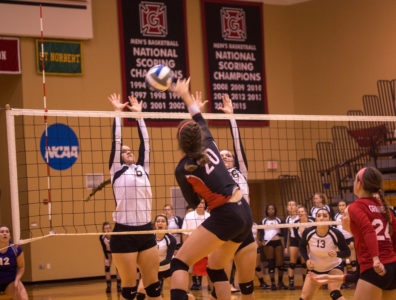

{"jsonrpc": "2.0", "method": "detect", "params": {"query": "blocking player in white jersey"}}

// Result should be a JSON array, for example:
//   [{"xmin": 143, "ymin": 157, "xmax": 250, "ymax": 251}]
[
  {"xmin": 108, "ymin": 93, "xmax": 162, "ymax": 300},
  {"xmin": 299, "ymin": 208, "xmax": 350, "ymax": 300}
]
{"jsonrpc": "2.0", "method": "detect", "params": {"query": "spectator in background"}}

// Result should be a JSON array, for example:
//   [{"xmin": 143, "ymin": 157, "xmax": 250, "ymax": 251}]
[
  {"xmin": 99, "ymin": 222, "xmax": 121, "ymax": 293},
  {"xmin": 163, "ymin": 204, "xmax": 183, "ymax": 250}
]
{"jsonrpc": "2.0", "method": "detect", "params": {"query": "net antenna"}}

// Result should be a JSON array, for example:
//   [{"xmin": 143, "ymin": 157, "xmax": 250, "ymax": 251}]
[{"xmin": 40, "ymin": 5, "xmax": 53, "ymax": 235}]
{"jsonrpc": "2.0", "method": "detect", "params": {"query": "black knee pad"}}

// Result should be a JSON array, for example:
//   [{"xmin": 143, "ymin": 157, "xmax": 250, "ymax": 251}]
[
  {"xmin": 277, "ymin": 265, "xmax": 286, "ymax": 272},
  {"xmin": 206, "ymin": 267, "xmax": 228, "ymax": 283},
  {"xmin": 105, "ymin": 266, "xmax": 110, "ymax": 273},
  {"xmin": 330, "ymin": 289, "xmax": 343, "ymax": 300},
  {"xmin": 255, "ymin": 266, "xmax": 262, "ymax": 272},
  {"xmin": 145, "ymin": 281, "xmax": 161, "ymax": 298},
  {"xmin": 239, "ymin": 280, "xmax": 254, "ymax": 295},
  {"xmin": 170, "ymin": 289, "xmax": 188, "ymax": 300},
  {"xmin": 122, "ymin": 286, "xmax": 137, "ymax": 300},
  {"xmin": 211, "ymin": 288, "xmax": 217, "ymax": 299},
  {"xmin": 301, "ymin": 263, "xmax": 307, "ymax": 269},
  {"xmin": 289, "ymin": 263, "xmax": 296, "ymax": 269},
  {"xmin": 170, "ymin": 258, "xmax": 189, "ymax": 275}
]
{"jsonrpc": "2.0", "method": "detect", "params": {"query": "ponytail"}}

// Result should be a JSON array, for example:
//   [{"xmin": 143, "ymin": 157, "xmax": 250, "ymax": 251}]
[{"xmin": 377, "ymin": 188, "xmax": 393, "ymax": 236}]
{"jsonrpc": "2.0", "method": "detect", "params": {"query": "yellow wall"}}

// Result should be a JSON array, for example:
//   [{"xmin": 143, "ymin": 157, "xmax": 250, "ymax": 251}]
[{"xmin": 1, "ymin": 0, "xmax": 396, "ymax": 282}]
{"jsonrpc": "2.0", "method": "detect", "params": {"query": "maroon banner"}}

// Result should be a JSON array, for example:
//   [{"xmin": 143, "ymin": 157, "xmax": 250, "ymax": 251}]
[
  {"xmin": 0, "ymin": 37, "xmax": 21, "ymax": 74},
  {"xmin": 201, "ymin": 0, "xmax": 268, "ymax": 126}
]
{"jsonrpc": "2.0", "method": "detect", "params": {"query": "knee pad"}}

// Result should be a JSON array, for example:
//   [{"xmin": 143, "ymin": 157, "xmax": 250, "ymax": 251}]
[
  {"xmin": 136, "ymin": 293, "xmax": 146, "ymax": 300},
  {"xmin": 206, "ymin": 267, "xmax": 228, "ymax": 283},
  {"xmin": 122, "ymin": 286, "xmax": 137, "ymax": 300},
  {"xmin": 301, "ymin": 263, "xmax": 307, "ymax": 269},
  {"xmin": 289, "ymin": 263, "xmax": 296, "ymax": 270},
  {"xmin": 145, "ymin": 281, "xmax": 161, "ymax": 298},
  {"xmin": 277, "ymin": 265, "xmax": 286, "ymax": 272},
  {"xmin": 105, "ymin": 266, "xmax": 110, "ymax": 273},
  {"xmin": 170, "ymin": 289, "xmax": 188, "ymax": 300},
  {"xmin": 330, "ymin": 289, "xmax": 343, "ymax": 300},
  {"xmin": 255, "ymin": 266, "xmax": 262, "ymax": 272},
  {"xmin": 350, "ymin": 260, "xmax": 357, "ymax": 267},
  {"xmin": 170, "ymin": 258, "xmax": 189, "ymax": 274},
  {"xmin": 211, "ymin": 288, "xmax": 217, "ymax": 299},
  {"xmin": 239, "ymin": 280, "xmax": 254, "ymax": 295}
]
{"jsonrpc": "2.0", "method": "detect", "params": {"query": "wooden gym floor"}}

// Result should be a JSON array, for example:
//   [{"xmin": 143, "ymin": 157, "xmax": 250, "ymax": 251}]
[{"xmin": 0, "ymin": 277, "xmax": 356, "ymax": 299}]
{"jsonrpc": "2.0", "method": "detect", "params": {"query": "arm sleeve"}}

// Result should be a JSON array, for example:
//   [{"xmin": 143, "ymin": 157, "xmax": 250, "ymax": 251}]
[
  {"xmin": 349, "ymin": 203, "xmax": 379, "ymax": 258},
  {"xmin": 299, "ymin": 229, "xmax": 310, "ymax": 261},
  {"xmin": 229, "ymin": 119, "xmax": 248, "ymax": 178},
  {"xmin": 175, "ymin": 169, "xmax": 201, "ymax": 209},
  {"xmin": 160, "ymin": 235, "xmax": 177, "ymax": 266},
  {"xmin": 136, "ymin": 118, "xmax": 150, "ymax": 175},
  {"xmin": 334, "ymin": 229, "xmax": 351, "ymax": 258},
  {"xmin": 109, "ymin": 118, "xmax": 122, "ymax": 174}
]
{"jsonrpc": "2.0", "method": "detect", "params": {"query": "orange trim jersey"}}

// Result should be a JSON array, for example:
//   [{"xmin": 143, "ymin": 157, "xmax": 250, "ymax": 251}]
[{"xmin": 175, "ymin": 112, "xmax": 239, "ymax": 210}]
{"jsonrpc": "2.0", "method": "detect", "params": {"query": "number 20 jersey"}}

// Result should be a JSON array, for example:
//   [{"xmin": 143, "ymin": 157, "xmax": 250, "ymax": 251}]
[{"xmin": 349, "ymin": 197, "xmax": 396, "ymax": 273}]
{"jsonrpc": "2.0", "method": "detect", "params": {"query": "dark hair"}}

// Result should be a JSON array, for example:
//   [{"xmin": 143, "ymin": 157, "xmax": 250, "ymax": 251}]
[
  {"xmin": 314, "ymin": 192, "xmax": 328, "ymax": 205},
  {"xmin": 316, "ymin": 208, "xmax": 330, "ymax": 220},
  {"xmin": 265, "ymin": 204, "xmax": 277, "ymax": 217},
  {"xmin": 177, "ymin": 120, "xmax": 208, "ymax": 171},
  {"xmin": 359, "ymin": 167, "xmax": 393, "ymax": 235},
  {"xmin": 102, "ymin": 222, "xmax": 110, "ymax": 231},
  {"xmin": 154, "ymin": 214, "xmax": 168, "ymax": 225}
]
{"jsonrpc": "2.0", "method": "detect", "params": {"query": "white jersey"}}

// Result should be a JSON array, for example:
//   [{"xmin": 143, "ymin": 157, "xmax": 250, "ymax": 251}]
[
  {"xmin": 110, "ymin": 118, "xmax": 152, "ymax": 226},
  {"xmin": 310, "ymin": 205, "xmax": 331, "ymax": 219},
  {"xmin": 157, "ymin": 233, "xmax": 176, "ymax": 272},
  {"xmin": 334, "ymin": 212, "xmax": 353, "ymax": 239},
  {"xmin": 182, "ymin": 210, "xmax": 210, "ymax": 235},
  {"xmin": 285, "ymin": 215, "xmax": 299, "ymax": 239},
  {"xmin": 300, "ymin": 227, "xmax": 350, "ymax": 273},
  {"xmin": 261, "ymin": 217, "xmax": 282, "ymax": 244},
  {"xmin": 228, "ymin": 119, "xmax": 249, "ymax": 203},
  {"xmin": 167, "ymin": 216, "xmax": 183, "ymax": 245}
]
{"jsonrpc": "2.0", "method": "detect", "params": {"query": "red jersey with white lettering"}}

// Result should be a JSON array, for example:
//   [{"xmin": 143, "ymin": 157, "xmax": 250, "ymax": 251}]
[{"xmin": 348, "ymin": 197, "xmax": 396, "ymax": 274}]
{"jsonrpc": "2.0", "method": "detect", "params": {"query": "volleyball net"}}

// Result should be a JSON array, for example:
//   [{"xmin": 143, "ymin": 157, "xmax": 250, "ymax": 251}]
[{"xmin": 6, "ymin": 108, "xmax": 396, "ymax": 244}]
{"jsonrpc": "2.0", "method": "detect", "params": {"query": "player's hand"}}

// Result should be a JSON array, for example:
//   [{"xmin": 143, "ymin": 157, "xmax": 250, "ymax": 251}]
[
  {"xmin": 218, "ymin": 94, "xmax": 234, "ymax": 114},
  {"xmin": 169, "ymin": 78, "xmax": 190, "ymax": 97},
  {"xmin": 328, "ymin": 250, "xmax": 337, "ymax": 257},
  {"xmin": 306, "ymin": 259, "xmax": 314, "ymax": 270},
  {"xmin": 341, "ymin": 207, "xmax": 352, "ymax": 233},
  {"xmin": 127, "ymin": 95, "xmax": 142, "ymax": 113},
  {"xmin": 191, "ymin": 91, "xmax": 208, "ymax": 112},
  {"xmin": 373, "ymin": 256, "xmax": 386, "ymax": 276},
  {"xmin": 14, "ymin": 278, "xmax": 19, "ymax": 288},
  {"xmin": 108, "ymin": 93, "xmax": 128, "ymax": 112}
]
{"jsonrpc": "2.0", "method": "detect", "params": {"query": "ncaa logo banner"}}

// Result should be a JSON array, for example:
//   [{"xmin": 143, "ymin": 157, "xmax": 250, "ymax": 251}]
[
  {"xmin": 118, "ymin": 0, "xmax": 189, "ymax": 126},
  {"xmin": 201, "ymin": 0, "xmax": 268, "ymax": 126},
  {"xmin": 40, "ymin": 123, "xmax": 79, "ymax": 171}
]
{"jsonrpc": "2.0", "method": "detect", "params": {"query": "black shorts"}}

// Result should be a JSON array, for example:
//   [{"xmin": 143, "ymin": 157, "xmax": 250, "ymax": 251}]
[
  {"xmin": 265, "ymin": 239, "xmax": 282, "ymax": 248},
  {"xmin": 110, "ymin": 222, "xmax": 157, "ymax": 253},
  {"xmin": 202, "ymin": 198, "xmax": 252, "ymax": 243},
  {"xmin": 158, "ymin": 269, "xmax": 171, "ymax": 280},
  {"xmin": 345, "ymin": 237, "xmax": 354, "ymax": 245},
  {"xmin": 289, "ymin": 237, "xmax": 299, "ymax": 247},
  {"xmin": 360, "ymin": 262, "xmax": 396, "ymax": 290},
  {"xmin": 0, "ymin": 281, "xmax": 12, "ymax": 292},
  {"xmin": 311, "ymin": 263, "xmax": 344, "ymax": 275},
  {"xmin": 236, "ymin": 230, "xmax": 255, "ymax": 253}
]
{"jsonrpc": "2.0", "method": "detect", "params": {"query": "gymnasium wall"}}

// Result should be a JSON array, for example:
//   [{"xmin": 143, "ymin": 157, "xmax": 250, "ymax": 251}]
[{"xmin": 0, "ymin": 0, "xmax": 395, "ymax": 281}]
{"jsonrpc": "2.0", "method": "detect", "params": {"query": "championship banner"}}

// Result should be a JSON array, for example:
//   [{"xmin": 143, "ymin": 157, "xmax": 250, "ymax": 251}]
[
  {"xmin": 36, "ymin": 39, "xmax": 83, "ymax": 76},
  {"xmin": 0, "ymin": 37, "xmax": 21, "ymax": 74},
  {"xmin": 118, "ymin": 0, "xmax": 189, "ymax": 126},
  {"xmin": 202, "ymin": 0, "xmax": 268, "ymax": 125}
]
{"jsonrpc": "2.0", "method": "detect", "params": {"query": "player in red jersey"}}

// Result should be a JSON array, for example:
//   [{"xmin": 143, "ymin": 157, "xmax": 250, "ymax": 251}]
[{"xmin": 314, "ymin": 167, "xmax": 396, "ymax": 299}]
